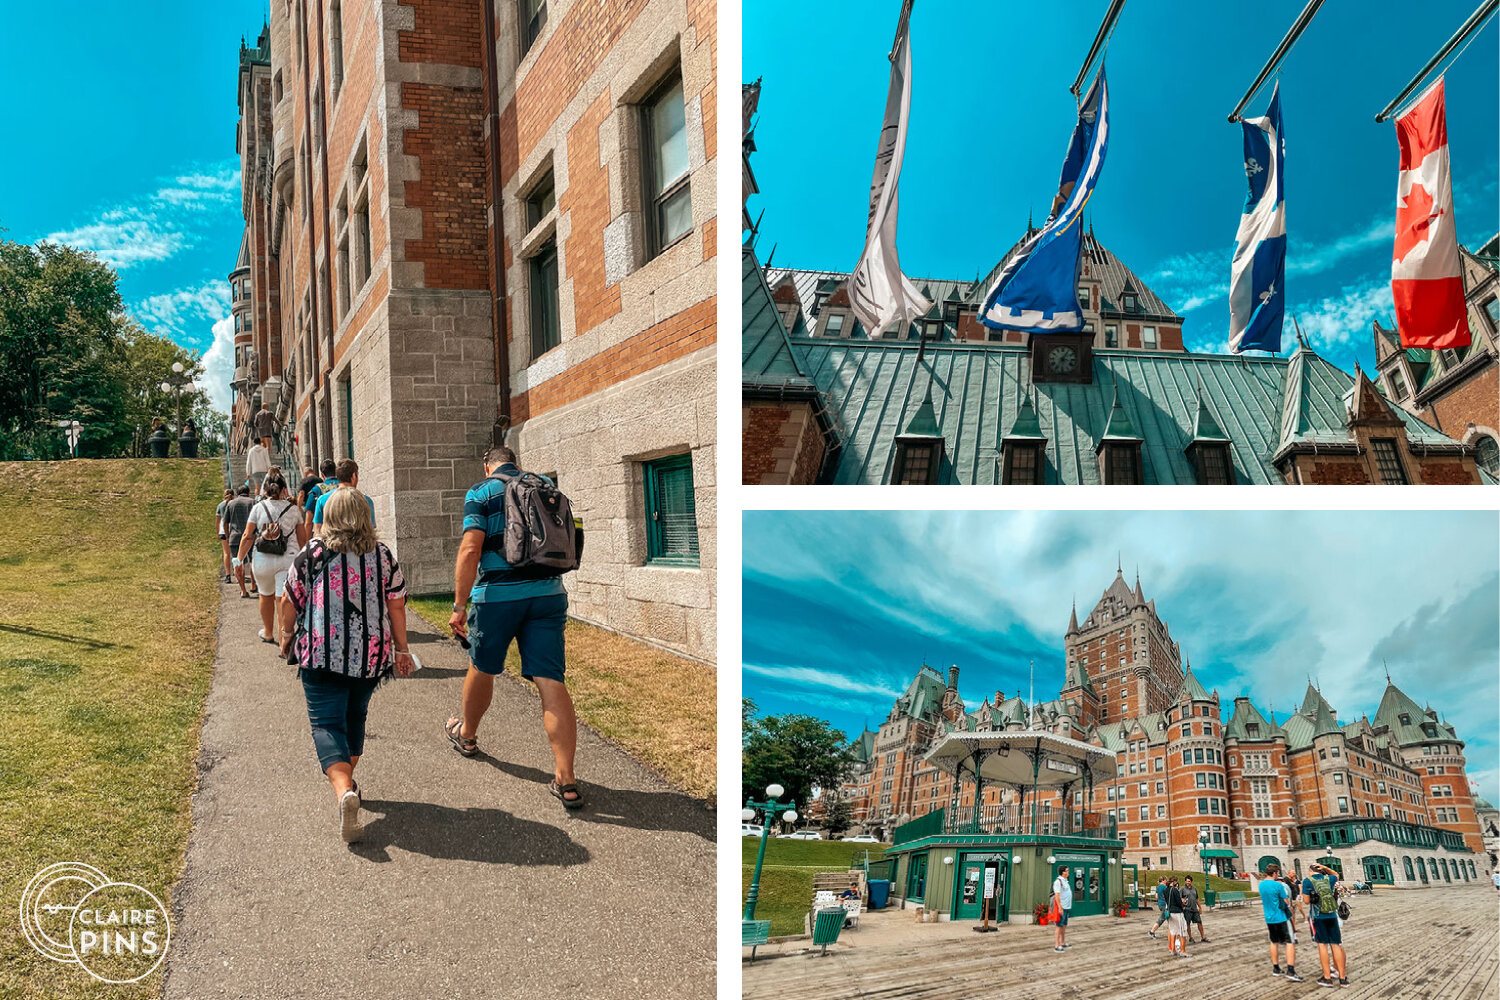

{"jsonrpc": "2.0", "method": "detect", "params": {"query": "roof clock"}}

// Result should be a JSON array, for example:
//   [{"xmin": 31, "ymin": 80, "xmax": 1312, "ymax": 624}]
[{"xmin": 1030, "ymin": 332, "xmax": 1094, "ymax": 384}]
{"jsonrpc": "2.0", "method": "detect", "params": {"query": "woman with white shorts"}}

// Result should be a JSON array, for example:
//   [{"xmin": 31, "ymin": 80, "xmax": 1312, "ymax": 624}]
[{"xmin": 238, "ymin": 473, "xmax": 307, "ymax": 645}]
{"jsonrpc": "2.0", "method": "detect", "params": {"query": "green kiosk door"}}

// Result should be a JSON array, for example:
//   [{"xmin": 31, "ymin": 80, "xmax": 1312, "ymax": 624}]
[
  {"xmin": 954, "ymin": 854, "xmax": 1008, "ymax": 923},
  {"xmin": 1053, "ymin": 853, "xmax": 1106, "ymax": 917}
]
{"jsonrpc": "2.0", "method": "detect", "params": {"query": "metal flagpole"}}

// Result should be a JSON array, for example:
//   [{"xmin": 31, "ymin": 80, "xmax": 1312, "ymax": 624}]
[
  {"xmin": 1227, "ymin": 0, "xmax": 1327, "ymax": 122},
  {"xmin": 1071, "ymin": 0, "xmax": 1127, "ymax": 97},
  {"xmin": 1374, "ymin": 0, "xmax": 1498, "ymax": 121}
]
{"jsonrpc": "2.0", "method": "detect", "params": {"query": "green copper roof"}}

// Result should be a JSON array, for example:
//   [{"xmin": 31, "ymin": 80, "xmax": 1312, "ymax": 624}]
[
  {"xmin": 1190, "ymin": 392, "xmax": 1230, "ymax": 442},
  {"xmin": 763, "ymin": 339, "xmax": 1474, "ymax": 484},
  {"xmin": 1374, "ymin": 681, "xmax": 1446, "ymax": 748},
  {"xmin": 1299, "ymin": 684, "xmax": 1334, "ymax": 719},
  {"xmin": 895, "ymin": 665, "xmax": 949, "ymax": 722},
  {"xmin": 1099, "ymin": 383, "xmax": 1143, "ymax": 442},
  {"xmin": 1005, "ymin": 395, "xmax": 1045, "ymax": 441},
  {"xmin": 901, "ymin": 384, "xmax": 942, "ymax": 438},
  {"xmin": 1064, "ymin": 659, "xmax": 1097, "ymax": 696},
  {"xmin": 1177, "ymin": 667, "xmax": 1211, "ymax": 703},
  {"xmin": 1312, "ymin": 700, "xmax": 1342, "ymax": 739},
  {"xmin": 1224, "ymin": 698, "xmax": 1281, "ymax": 741},
  {"xmin": 742, "ymin": 247, "xmax": 815, "ymax": 393},
  {"xmin": 1281, "ymin": 711, "xmax": 1315, "ymax": 751}
]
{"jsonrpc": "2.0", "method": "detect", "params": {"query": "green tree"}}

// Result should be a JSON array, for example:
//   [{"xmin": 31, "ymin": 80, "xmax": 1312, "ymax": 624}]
[
  {"xmin": 822, "ymin": 795, "xmax": 854, "ymax": 837},
  {"xmin": 742, "ymin": 708, "xmax": 855, "ymax": 824},
  {"xmin": 116, "ymin": 322, "xmax": 211, "ymax": 456}
]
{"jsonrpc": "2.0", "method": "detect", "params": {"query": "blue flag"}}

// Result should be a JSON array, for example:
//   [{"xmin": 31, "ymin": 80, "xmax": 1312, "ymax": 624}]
[
  {"xmin": 980, "ymin": 68, "xmax": 1110, "ymax": 332},
  {"xmin": 1228, "ymin": 84, "xmax": 1285, "ymax": 354}
]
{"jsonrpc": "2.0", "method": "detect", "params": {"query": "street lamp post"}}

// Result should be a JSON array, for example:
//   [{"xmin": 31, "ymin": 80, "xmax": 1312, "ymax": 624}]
[
  {"xmin": 160, "ymin": 362, "xmax": 197, "ymax": 446},
  {"xmin": 743, "ymin": 783, "xmax": 798, "ymax": 922}
]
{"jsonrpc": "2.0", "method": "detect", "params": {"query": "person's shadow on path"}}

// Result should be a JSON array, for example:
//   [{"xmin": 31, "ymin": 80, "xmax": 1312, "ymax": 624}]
[
  {"xmin": 351, "ymin": 799, "xmax": 592, "ymax": 865},
  {"xmin": 480, "ymin": 758, "xmax": 713, "ymax": 841}
]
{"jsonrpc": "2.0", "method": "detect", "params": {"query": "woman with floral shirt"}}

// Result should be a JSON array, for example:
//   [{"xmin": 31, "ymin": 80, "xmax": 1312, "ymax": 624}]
[{"xmin": 279, "ymin": 488, "xmax": 414, "ymax": 843}]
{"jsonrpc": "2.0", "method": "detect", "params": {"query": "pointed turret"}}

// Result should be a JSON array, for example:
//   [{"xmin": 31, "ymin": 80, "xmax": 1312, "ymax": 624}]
[
  {"xmin": 1312, "ymin": 699, "xmax": 1342, "ymax": 739},
  {"xmin": 1067, "ymin": 599, "xmax": 1080, "ymax": 635},
  {"xmin": 1177, "ymin": 664, "xmax": 1211, "ymax": 703}
]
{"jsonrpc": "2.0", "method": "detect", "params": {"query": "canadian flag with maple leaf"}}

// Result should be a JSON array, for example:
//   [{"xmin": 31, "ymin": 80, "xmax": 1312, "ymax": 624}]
[{"xmin": 1391, "ymin": 78, "xmax": 1471, "ymax": 350}]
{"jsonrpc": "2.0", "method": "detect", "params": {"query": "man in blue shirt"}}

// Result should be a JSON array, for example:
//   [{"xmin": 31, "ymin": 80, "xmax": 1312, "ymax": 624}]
[
  {"xmin": 312, "ymin": 459, "xmax": 375, "ymax": 536},
  {"xmin": 1302, "ymin": 863, "xmax": 1347, "ymax": 988},
  {"xmin": 303, "ymin": 459, "xmax": 338, "ymax": 536},
  {"xmin": 1258, "ymin": 864, "xmax": 1302, "ymax": 981},
  {"xmin": 446, "ymin": 445, "xmax": 580, "ymax": 809}
]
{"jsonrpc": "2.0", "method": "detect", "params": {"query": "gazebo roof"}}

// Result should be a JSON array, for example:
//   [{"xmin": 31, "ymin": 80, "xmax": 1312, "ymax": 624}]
[{"xmin": 922, "ymin": 730, "xmax": 1118, "ymax": 787}]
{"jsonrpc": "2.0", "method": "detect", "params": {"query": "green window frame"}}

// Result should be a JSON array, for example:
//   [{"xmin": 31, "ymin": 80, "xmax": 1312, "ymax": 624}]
[
  {"xmin": 644, "ymin": 453, "xmax": 699, "ymax": 566},
  {"xmin": 530, "ymin": 239, "xmax": 560, "ymax": 358}
]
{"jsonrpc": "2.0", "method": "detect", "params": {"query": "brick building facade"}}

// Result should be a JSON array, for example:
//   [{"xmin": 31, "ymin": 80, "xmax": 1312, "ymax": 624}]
[
  {"xmin": 838, "ymin": 568, "xmax": 1489, "ymax": 887},
  {"xmin": 229, "ymin": 0, "xmax": 716, "ymax": 661},
  {"xmin": 1374, "ymin": 237, "xmax": 1500, "ymax": 480}
]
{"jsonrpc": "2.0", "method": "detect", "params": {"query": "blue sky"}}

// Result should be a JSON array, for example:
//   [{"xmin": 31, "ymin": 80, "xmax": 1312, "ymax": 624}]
[
  {"xmin": 0, "ymin": 1, "xmax": 269, "ymax": 411},
  {"xmin": 744, "ymin": 1, "xmax": 1499, "ymax": 371},
  {"xmin": 743, "ymin": 510, "xmax": 1500, "ymax": 803}
]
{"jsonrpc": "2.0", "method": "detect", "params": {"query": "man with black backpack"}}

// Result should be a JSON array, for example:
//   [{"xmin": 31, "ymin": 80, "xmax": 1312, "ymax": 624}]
[
  {"xmin": 1302, "ymin": 862, "xmax": 1349, "ymax": 988},
  {"xmin": 446, "ymin": 445, "xmax": 584, "ymax": 810}
]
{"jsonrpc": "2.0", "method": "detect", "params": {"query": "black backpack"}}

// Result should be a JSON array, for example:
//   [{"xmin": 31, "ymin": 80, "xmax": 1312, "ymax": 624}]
[
  {"xmin": 494, "ymin": 471, "xmax": 582, "ymax": 575},
  {"xmin": 255, "ymin": 500, "xmax": 294, "ymax": 555}
]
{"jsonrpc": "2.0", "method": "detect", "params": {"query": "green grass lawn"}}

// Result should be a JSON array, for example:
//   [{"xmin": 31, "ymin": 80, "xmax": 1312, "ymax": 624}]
[
  {"xmin": 740, "ymin": 837, "xmax": 889, "ymax": 936},
  {"xmin": 1136, "ymin": 869, "xmax": 1252, "ymax": 893},
  {"xmin": 407, "ymin": 596, "xmax": 716, "ymax": 800},
  {"xmin": 0, "ymin": 459, "xmax": 223, "ymax": 999}
]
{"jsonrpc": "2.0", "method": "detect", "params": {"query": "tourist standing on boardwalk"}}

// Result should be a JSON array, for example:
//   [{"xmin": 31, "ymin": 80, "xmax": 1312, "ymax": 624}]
[
  {"xmin": 279, "ymin": 488, "xmax": 413, "ymax": 843},
  {"xmin": 1050, "ymin": 865, "xmax": 1072, "ymax": 953},
  {"xmin": 216, "ymin": 489, "xmax": 233, "ymax": 582},
  {"xmin": 1258, "ymin": 864, "xmax": 1303, "ymax": 981},
  {"xmin": 445, "ymin": 445, "xmax": 583, "ymax": 810},
  {"xmin": 1147, "ymin": 877, "xmax": 1169, "ymax": 939},
  {"xmin": 1181, "ymin": 875, "xmax": 1207, "ymax": 942},
  {"xmin": 1303, "ymin": 862, "xmax": 1348, "ymax": 988},
  {"xmin": 223, "ymin": 484, "xmax": 257, "ymax": 598},
  {"xmin": 239, "ymin": 473, "xmax": 306, "ymax": 645},
  {"xmin": 1163, "ymin": 877, "xmax": 1190, "ymax": 958}
]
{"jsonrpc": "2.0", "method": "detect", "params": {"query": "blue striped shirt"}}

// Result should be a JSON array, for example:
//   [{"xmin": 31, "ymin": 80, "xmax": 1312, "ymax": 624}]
[{"xmin": 463, "ymin": 465, "xmax": 567, "ymax": 604}]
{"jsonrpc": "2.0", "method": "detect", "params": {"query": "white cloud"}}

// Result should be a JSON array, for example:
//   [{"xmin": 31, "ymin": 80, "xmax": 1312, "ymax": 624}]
[
  {"xmin": 201, "ymin": 314, "xmax": 236, "ymax": 414},
  {"xmin": 1292, "ymin": 280, "xmax": 1392, "ymax": 350},
  {"xmin": 743, "ymin": 662, "xmax": 901, "ymax": 700},
  {"xmin": 134, "ymin": 281, "xmax": 233, "ymax": 337},
  {"xmin": 43, "ymin": 162, "xmax": 241, "ymax": 269}
]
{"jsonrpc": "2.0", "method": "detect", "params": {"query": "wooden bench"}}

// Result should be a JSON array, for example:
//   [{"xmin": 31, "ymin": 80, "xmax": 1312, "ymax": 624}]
[
  {"xmin": 1214, "ymin": 891, "xmax": 1248, "ymax": 908},
  {"xmin": 743, "ymin": 920, "xmax": 772, "ymax": 961}
]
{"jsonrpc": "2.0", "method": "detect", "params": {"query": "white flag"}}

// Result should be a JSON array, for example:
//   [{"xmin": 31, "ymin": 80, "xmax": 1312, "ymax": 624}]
[{"xmin": 849, "ymin": 0, "xmax": 932, "ymax": 336}]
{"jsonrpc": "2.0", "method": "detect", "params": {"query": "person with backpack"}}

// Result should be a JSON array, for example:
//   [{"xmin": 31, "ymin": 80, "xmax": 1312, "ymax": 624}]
[
  {"xmin": 446, "ymin": 445, "xmax": 583, "ymax": 810},
  {"xmin": 278, "ymin": 488, "xmax": 414, "ymax": 843},
  {"xmin": 304, "ymin": 459, "xmax": 337, "ymax": 536},
  {"xmin": 1049, "ymin": 865, "xmax": 1072, "ymax": 953},
  {"xmin": 1257, "ymin": 864, "xmax": 1303, "ymax": 981},
  {"xmin": 238, "ymin": 473, "xmax": 307, "ymax": 645},
  {"xmin": 223, "ymin": 484, "xmax": 258, "ymax": 598},
  {"xmin": 1146, "ymin": 876, "xmax": 1170, "ymax": 940},
  {"xmin": 312, "ymin": 459, "xmax": 375, "ymax": 537},
  {"xmin": 1303, "ymin": 862, "xmax": 1348, "ymax": 988}
]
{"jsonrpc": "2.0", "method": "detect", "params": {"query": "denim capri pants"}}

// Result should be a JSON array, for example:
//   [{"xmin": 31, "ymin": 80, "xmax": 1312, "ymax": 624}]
[{"xmin": 300, "ymin": 669, "xmax": 382, "ymax": 771}]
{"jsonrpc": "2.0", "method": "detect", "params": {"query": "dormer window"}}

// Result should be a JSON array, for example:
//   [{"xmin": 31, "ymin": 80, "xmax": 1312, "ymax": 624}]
[
  {"xmin": 1399, "ymin": 713, "xmax": 1411, "ymax": 725},
  {"xmin": 824, "ymin": 313, "xmax": 845, "ymax": 337},
  {"xmin": 1246, "ymin": 723, "xmax": 1260, "ymax": 738},
  {"xmin": 1190, "ymin": 442, "xmax": 1233, "ymax": 484},
  {"xmin": 1002, "ymin": 442, "xmax": 1043, "ymax": 484},
  {"xmin": 1122, "ymin": 292, "xmax": 1138, "ymax": 312},
  {"xmin": 1371, "ymin": 438, "xmax": 1408, "ymax": 484},
  {"xmin": 892, "ymin": 438, "xmax": 942, "ymax": 484},
  {"xmin": 921, "ymin": 318, "xmax": 942, "ymax": 341},
  {"xmin": 813, "ymin": 291, "xmax": 830, "ymax": 316},
  {"xmin": 1100, "ymin": 442, "xmax": 1142, "ymax": 484}
]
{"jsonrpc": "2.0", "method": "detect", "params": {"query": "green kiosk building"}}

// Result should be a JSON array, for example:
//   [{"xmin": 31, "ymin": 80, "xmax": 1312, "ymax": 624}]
[{"xmin": 885, "ymin": 731, "xmax": 1128, "ymax": 924}]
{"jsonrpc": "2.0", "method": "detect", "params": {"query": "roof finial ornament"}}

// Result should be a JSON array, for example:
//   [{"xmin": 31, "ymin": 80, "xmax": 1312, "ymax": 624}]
[
  {"xmin": 1384, "ymin": 659, "xmax": 1391, "ymax": 684},
  {"xmin": 1117, "ymin": 551, "xmax": 1122, "ymax": 574}
]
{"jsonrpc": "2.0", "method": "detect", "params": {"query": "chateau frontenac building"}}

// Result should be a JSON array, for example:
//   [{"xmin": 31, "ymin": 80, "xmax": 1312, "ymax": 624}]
[{"xmin": 840, "ymin": 568, "xmax": 1489, "ymax": 888}]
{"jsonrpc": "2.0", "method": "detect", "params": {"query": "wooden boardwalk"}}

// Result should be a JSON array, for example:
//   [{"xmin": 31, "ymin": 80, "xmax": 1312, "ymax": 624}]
[{"xmin": 743, "ymin": 884, "xmax": 1498, "ymax": 1000}]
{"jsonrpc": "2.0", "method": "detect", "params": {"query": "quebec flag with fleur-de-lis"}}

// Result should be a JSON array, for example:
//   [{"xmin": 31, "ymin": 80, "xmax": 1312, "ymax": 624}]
[{"xmin": 1228, "ymin": 82, "xmax": 1285, "ymax": 353}]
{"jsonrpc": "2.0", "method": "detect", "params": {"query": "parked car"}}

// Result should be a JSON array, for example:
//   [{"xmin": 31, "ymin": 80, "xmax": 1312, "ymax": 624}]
[
  {"xmin": 776, "ymin": 830, "xmax": 823, "ymax": 840},
  {"xmin": 741, "ymin": 824, "xmax": 765, "ymax": 838},
  {"xmin": 841, "ymin": 835, "xmax": 881, "ymax": 843}
]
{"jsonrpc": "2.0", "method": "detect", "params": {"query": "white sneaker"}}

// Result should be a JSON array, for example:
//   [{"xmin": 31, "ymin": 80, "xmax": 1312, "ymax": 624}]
[{"xmin": 339, "ymin": 789, "xmax": 363, "ymax": 843}]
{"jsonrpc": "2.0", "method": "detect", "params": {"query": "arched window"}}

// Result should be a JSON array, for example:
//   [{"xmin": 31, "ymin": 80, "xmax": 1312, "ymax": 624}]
[
  {"xmin": 1474, "ymin": 435, "xmax": 1500, "ymax": 479},
  {"xmin": 1402, "ymin": 856, "xmax": 1414, "ymax": 880}
]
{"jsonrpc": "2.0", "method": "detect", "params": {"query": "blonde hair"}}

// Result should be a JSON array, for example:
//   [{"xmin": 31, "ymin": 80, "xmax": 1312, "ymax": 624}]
[{"xmin": 321, "ymin": 488, "xmax": 377, "ymax": 555}]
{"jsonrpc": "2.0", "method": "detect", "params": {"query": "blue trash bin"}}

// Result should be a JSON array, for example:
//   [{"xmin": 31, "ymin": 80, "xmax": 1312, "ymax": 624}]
[{"xmin": 867, "ymin": 879, "xmax": 890, "ymax": 909}]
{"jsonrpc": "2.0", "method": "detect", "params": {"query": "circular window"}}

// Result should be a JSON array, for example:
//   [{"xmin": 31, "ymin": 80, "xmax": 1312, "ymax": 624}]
[{"xmin": 1473, "ymin": 435, "xmax": 1499, "ymax": 479}]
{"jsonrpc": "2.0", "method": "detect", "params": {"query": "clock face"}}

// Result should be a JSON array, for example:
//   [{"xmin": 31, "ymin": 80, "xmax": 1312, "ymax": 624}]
[{"xmin": 1047, "ymin": 345, "xmax": 1079, "ymax": 373}]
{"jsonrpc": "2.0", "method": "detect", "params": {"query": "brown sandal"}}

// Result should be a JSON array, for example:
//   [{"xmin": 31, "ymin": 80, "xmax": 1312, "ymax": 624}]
[
  {"xmin": 444, "ymin": 717, "xmax": 478, "ymax": 757},
  {"xmin": 549, "ymin": 780, "xmax": 584, "ymax": 810}
]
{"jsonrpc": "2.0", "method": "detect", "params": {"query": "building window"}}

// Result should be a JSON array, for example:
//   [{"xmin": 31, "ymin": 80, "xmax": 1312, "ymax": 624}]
[
  {"xmin": 824, "ymin": 313, "xmax": 845, "ymax": 337},
  {"xmin": 892, "ymin": 439, "xmax": 942, "ymax": 485},
  {"xmin": 1002, "ymin": 443, "xmax": 1042, "ymax": 485},
  {"xmin": 1473, "ymin": 435, "xmax": 1499, "ymax": 478},
  {"xmin": 1104, "ymin": 324, "xmax": 1118, "ymax": 347},
  {"xmin": 1484, "ymin": 296, "xmax": 1499, "ymax": 329},
  {"xmin": 643, "ymin": 73, "xmax": 692, "ymax": 259},
  {"xmin": 520, "ymin": 0, "xmax": 547, "ymax": 56},
  {"xmin": 529, "ymin": 240, "xmax": 560, "ymax": 357},
  {"xmin": 1101, "ymin": 443, "xmax": 1141, "ymax": 484},
  {"xmin": 1142, "ymin": 325, "xmax": 1158, "ymax": 348},
  {"xmin": 1370, "ymin": 438, "xmax": 1408, "ymax": 484},
  {"xmin": 525, "ymin": 171, "xmax": 556, "ymax": 232},
  {"xmin": 644, "ymin": 453, "xmax": 699, "ymax": 566},
  {"xmin": 1122, "ymin": 292, "xmax": 1138, "ymax": 312},
  {"xmin": 1388, "ymin": 368, "xmax": 1409, "ymax": 400},
  {"xmin": 329, "ymin": 0, "xmax": 345, "ymax": 94},
  {"xmin": 1077, "ymin": 285, "xmax": 1089, "ymax": 309}
]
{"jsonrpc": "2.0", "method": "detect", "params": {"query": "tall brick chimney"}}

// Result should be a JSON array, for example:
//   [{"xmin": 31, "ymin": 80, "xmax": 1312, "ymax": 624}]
[{"xmin": 948, "ymin": 665, "xmax": 959, "ymax": 689}]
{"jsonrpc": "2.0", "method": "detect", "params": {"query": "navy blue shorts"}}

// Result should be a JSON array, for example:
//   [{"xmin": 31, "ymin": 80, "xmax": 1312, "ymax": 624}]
[
  {"xmin": 467, "ymin": 593, "xmax": 568, "ymax": 683},
  {"xmin": 1055, "ymin": 908, "xmax": 1069, "ymax": 926},
  {"xmin": 1311, "ymin": 915, "xmax": 1341, "ymax": 946}
]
